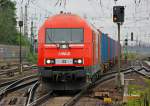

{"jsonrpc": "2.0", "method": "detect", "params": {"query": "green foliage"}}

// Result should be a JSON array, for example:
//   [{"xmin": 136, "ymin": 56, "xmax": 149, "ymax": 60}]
[
  {"xmin": 0, "ymin": 0, "xmax": 36, "ymax": 63},
  {"xmin": 0, "ymin": 0, "xmax": 29, "ymax": 45},
  {"xmin": 15, "ymin": 33, "xmax": 31, "ymax": 46},
  {"xmin": 26, "ymin": 52, "xmax": 37, "ymax": 64}
]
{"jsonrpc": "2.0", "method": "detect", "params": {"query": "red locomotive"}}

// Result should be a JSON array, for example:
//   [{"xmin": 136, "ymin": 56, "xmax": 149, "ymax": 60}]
[{"xmin": 38, "ymin": 12, "xmax": 119, "ymax": 90}]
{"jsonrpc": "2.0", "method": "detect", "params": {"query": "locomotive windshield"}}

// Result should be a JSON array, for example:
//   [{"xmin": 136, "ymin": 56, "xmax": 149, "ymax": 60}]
[{"xmin": 46, "ymin": 28, "xmax": 83, "ymax": 44}]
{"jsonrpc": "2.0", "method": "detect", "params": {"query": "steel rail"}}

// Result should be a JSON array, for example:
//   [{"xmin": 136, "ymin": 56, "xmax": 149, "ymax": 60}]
[
  {"xmin": 135, "ymin": 71, "xmax": 150, "ymax": 79},
  {"xmin": 132, "ymin": 67, "xmax": 150, "ymax": 79},
  {"xmin": 0, "ymin": 66, "xmax": 32, "ymax": 76},
  {"xmin": 0, "ymin": 62, "xmax": 31, "ymax": 70},
  {"xmin": 27, "ymin": 91, "xmax": 54, "ymax": 106},
  {"xmin": 63, "ymin": 67, "xmax": 133, "ymax": 106},
  {"xmin": 0, "ymin": 80, "xmax": 17, "ymax": 88},
  {"xmin": 0, "ymin": 67, "xmax": 18, "ymax": 75},
  {"xmin": 26, "ymin": 66, "xmax": 150, "ymax": 106},
  {"xmin": 141, "ymin": 61, "xmax": 150, "ymax": 72},
  {"xmin": 7, "ymin": 79, "xmax": 38, "ymax": 93},
  {"xmin": 26, "ymin": 81, "xmax": 40, "ymax": 106},
  {"xmin": 0, "ymin": 75, "xmax": 37, "ymax": 100}
]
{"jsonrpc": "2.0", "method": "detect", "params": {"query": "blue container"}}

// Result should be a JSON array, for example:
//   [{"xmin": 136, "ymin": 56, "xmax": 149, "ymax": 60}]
[
  {"xmin": 112, "ymin": 40, "xmax": 115, "ymax": 59},
  {"xmin": 115, "ymin": 41, "xmax": 118, "ymax": 57},
  {"xmin": 101, "ymin": 33, "xmax": 108, "ymax": 63},
  {"xmin": 110, "ymin": 38, "xmax": 113, "ymax": 60}
]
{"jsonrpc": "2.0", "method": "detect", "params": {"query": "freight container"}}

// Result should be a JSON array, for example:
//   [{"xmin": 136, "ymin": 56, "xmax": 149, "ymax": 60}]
[
  {"xmin": 108, "ymin": 36, "xmax": 110, "ymax": 62},
  {"xmin": 101, "ymin": 33, "xmax": 108, "ymax": 63},
  {"xmin": 110, "ymin": 38, "xmax": 113, "ymax": 61}
]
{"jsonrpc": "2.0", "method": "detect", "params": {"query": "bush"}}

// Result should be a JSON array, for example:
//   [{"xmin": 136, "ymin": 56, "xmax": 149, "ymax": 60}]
[{"xmin": 26, "ymin": 52, "xmax": 37, "ymax": 64}]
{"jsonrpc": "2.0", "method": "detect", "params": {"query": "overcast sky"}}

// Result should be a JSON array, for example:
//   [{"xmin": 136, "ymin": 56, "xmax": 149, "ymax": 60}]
[{"xmin": 12, "ymin": 0, "xmax": 150, "ymax": 45}]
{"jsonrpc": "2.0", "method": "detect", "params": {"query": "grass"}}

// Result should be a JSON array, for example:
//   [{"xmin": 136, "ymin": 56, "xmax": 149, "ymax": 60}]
[
  {"xmin": 123, "ymin": 52, "xmax": 139, "ymax": 60},
  {"xmin": 127, "ymin": 99, "xmax": 143, "ymax": 106},
  {"xmin": 126, "ymin": 79, "xmax": 150, "ymax": 106}
]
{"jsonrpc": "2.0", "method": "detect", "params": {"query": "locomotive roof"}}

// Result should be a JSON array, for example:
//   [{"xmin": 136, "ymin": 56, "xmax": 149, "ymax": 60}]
[{"xmin": 43, "ymin": 13, "xmax": 92, "ymax": 28}]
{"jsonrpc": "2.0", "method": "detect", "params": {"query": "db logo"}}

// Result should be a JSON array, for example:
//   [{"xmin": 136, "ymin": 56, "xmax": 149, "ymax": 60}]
[{"xmin": 58, "ymin": 52, "xmax": 71, "ymax": 56}]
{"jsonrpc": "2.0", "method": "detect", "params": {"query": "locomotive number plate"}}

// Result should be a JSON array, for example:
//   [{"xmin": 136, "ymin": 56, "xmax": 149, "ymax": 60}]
[{"xmin": 55, "ymin": 59, "xmax": 73, "ymax": 64}]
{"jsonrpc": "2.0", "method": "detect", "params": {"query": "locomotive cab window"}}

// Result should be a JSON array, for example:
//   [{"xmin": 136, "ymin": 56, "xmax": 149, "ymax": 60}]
[{"xmin": 46, "ymin": 28, "xmax": 84, "ymax": 44}]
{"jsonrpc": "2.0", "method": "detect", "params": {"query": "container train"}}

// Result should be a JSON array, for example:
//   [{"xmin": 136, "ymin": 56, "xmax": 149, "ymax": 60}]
[
  {"xmin": 0, "ymin": 44, "xmax": 28, "ymax": 68},
  {"xmin": 38, "ymin": 12, "xmax": 120, "ymax": 90}
]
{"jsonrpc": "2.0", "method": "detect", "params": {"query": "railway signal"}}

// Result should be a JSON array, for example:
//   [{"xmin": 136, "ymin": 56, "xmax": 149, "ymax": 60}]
[
  {"xmin": 113, "ymin": 6, "xmax": 125, "ymax": 90},
  {"xmin": 124, "ymin": 39, "xmax": 128, "ymax": 62},
  {"xmin": 31, "ymin": 21, "xmax": 34, "ymax": 53},
  {"xmin": 131, "ymin": 32, "xmax": 134, "ymax": 41},
  {"xmin": 125, "ymin": 39, "xmax": 128, "ymax": 46},
  {"xmin": 19, "ymin": 20, "xmax": 23, "ymax": 74},
  {"xmin": 113, "ymin": 6, "xmax": 125, "ymax": 23}
]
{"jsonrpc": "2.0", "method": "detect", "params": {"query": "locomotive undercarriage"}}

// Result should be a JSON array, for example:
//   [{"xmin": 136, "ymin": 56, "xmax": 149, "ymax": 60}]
[{"xmin": 38, "ymin": 66, "xmax": 101, "ymax": 90}]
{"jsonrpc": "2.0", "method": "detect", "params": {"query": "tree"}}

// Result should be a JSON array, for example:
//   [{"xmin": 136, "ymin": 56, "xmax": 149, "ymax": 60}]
[{"xmin": 0, "ymin": 0, "xmax": 26, "ymax": 45}]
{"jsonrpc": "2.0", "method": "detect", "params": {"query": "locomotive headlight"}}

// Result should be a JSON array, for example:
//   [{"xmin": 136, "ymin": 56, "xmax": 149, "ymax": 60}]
[
  {"xmin": 78, "ymin": 59, "xmax": 82, "ymax": 64},
  {"xmin": 73, "ymin": 59, "xmax": 83, "ymax": 64},
  {"xmin": 59, "ymin": 44, "xmax": 69, "ymax": 49},
  {"xmin": 46, "ymin": 59, "xmax": 55, "ymax": 64},
  {"xmin": 62, "ymin": 44, "xmax": 67, "ymax": 48},
  {"xmin": 46, "ymin": 60, "xmax": 51, "ymax": 64}
]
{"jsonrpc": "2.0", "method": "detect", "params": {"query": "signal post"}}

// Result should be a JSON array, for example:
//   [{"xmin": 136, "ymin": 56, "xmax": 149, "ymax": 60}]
[
  {"xmin": 113, "ymin": 6, "xmax": 125, "ymax": 90},
  {"xmin": 19, "ymin": 21, "xmax": 23, "ymax": 74}
]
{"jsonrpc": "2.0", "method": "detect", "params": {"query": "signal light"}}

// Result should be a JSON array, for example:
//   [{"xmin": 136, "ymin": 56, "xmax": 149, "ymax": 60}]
[
  {"xmin": 113, "ymin": 6, "xmax": 125, "ymax": 23},
  {"xmin": 131, "ymin": 32, "xmax": 133, "ymax": 41},
  {"xmin": 124, "ymin": 39, "xmax": 128, "ymax": 46},
  {"xmin": 113, "ymin": 15, "xmax": 118, "ymax": 21},
  {"xmin": 19, "ymin": 21, "xmax": 23, "ymax": 27}
]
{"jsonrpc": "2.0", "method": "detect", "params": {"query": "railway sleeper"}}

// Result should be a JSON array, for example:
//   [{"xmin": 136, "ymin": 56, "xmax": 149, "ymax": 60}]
[
  {"xmin": 0, "ymin": 97, "xmax": 27, "ymax": 106},
  {"xmin": 6, "ymin": 71, "xmax": 15, "ymax": 77}
]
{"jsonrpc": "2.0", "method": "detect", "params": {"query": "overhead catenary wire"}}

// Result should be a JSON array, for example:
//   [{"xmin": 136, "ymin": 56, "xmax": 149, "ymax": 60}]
[
  {"xmin": 54, "ymin": 0, "xmax": 67, "ymax": 8},
  {"xmin": 12, "ymin": 0, "xmax": 150, "ymax": 46}
]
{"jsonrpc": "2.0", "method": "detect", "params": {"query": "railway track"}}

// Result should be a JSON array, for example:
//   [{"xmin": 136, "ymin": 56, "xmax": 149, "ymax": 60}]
[
  {"xmin": 0, "ymin": 61, "xmax": 149, "ymax": 106},
  {"xmin": 0, "ymin": 75, "xmax": 38, "ymax": 106},
  {"xmin": 35, "ymin": 67, "xmax": 149, "ymax": 106},
  {"xmin": 25, "ymin": 67, "xmax": 134, "ymax": 106},
  {"xmin": 63, "ymin": 68, "xmax": 134, "ymax": 106},
  {"xmin": 64, "ymin": 67, "xmax": 150, "ymax": 106},
  {"xmin": 0, "ymin": 65, "xmax": 33, "ymax": 77},
  {"xmin": 0, "ymin": 62, "xmax": 31, "ymax": 70},
  {"xmin": 71, "ymin": 66, "xmax": 150, "ymax": 106}
]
